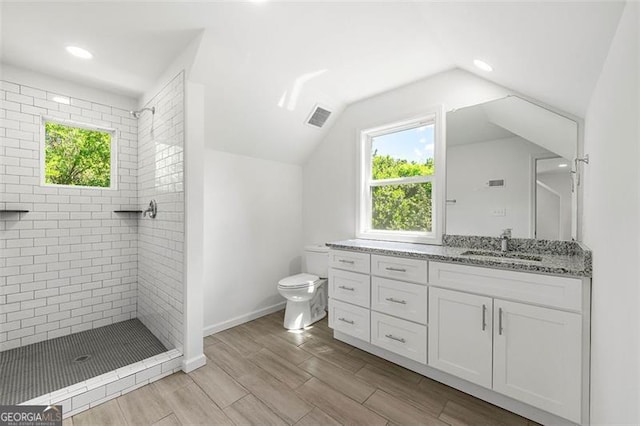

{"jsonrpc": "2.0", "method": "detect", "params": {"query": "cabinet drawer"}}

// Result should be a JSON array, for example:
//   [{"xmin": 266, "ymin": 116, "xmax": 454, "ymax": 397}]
[
  {"xmin": 370, "ymin": 311, "xmax": 427, "ymax": 364},
  {"xmin": 429, "ymin": 261, "xmax": 583, "ymax": 312},
  {"xmin": 371, "ymin": 277, "xmax": 427, "ymax": 324},
  {"xmin": 329, "ymin": 269, "xmax": 370, "ymax": 308},
  {"xmin": 328, "ymin": 299, "xmax": 370, "ymax": 342},
  {"xmin": 329, "ymin": 250, "xmax": 371, "ymax": 274},
  {"xmin": 371, "ymin": 255, "xmax": 428, "ymax": 284}
]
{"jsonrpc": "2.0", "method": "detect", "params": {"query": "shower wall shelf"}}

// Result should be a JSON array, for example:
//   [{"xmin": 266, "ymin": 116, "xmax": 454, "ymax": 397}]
[
  {"xmin": 0, "ymin": 210, "xmax": 29, "ymax": 213},
  {"xmin": 114, "ymin": 210, "xmax": 143, "ymax": 213}
]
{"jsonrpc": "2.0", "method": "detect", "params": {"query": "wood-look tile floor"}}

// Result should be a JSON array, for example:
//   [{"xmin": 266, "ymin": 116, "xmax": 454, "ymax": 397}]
[{"xmin": 65, "ymin": 310, "xmax": 539, "ymax": 426}]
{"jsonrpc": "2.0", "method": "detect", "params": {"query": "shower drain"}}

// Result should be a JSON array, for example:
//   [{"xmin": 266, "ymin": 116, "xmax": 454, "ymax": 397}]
[{"xmin": 73, "ymin": 354, "xmax": 91, "ymax": 363}]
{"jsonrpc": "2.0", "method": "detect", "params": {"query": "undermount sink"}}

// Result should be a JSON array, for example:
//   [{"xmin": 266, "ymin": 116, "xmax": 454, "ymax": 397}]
[{"xmin": 460, "ymin": 250, "xmax": 543, "ymax": 262}]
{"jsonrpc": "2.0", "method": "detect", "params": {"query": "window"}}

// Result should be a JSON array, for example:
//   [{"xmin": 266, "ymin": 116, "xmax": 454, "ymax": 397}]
[
  {"xmin": 42, "ymin": 119, "xmax": 116, "ymax": 189},
  {"xmin": 357, "ymin": 109, "xmax": 445, "ymax": 244}
]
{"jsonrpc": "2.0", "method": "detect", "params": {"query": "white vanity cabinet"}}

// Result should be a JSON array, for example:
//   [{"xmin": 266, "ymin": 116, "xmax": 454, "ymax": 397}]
[
  {"xmin": 428, "ymin": 262, "xmax": 585, "ymax": 424},
  {"xmin": 328, "ymin": 248, "xmax": 590, "ymax": 425},
  {"xmin": 328, "ymin": 250, "xmax": 428, "ymax": 355},
  {"xmin": 369, "ymin": 255, "xmax": 428, "ymax": 362},
  {"xmin": 327, "ymin": 250, "xmax": 371, "ymax": 342}
]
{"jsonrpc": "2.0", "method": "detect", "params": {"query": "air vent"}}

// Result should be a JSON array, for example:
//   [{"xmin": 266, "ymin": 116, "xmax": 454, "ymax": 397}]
[
  {"xmin": 487, "ymin": 179, "xmax": 505, "ymax": 187},
  {"xmin": 306, "ymin": 105, "xmax": 332, "ymax": 128}
]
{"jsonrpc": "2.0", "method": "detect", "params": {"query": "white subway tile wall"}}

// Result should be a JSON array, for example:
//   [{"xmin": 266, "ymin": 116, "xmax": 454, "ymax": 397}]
[
  {"xmin": 136, "ymin": 72, "xmax": 185, "ymax": 351},
  {"xmin": 0, "ymin": 80, "xmax": 139, "ymax": 351}
]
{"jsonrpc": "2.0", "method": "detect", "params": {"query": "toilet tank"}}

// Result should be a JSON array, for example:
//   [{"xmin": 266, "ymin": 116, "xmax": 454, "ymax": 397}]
[{"xmin": 304, "ymin": 244, "xmax": 330, "ymax": 278}]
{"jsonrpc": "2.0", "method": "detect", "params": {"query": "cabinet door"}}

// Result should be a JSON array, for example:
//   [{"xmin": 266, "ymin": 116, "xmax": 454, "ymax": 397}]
[
  {"xmin": 493, "ymin": 299, "xmax": 582, "ymax": 423},
  {"xmin": 428, "ymin": 287, "xmax": 493, "ymax": 388}
]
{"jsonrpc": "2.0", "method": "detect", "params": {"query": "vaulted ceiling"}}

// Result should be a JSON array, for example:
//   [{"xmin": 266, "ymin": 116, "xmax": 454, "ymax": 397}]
[{"xmin": 0, "ymin": 1, "xmax": 625, "ymax": 164}]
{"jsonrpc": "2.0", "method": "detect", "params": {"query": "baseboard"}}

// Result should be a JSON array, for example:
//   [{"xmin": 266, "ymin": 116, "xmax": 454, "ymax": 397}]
[
  {"xmin": 181, "ymin": 353, "xmax": 206, "ymax": 373},
  {"xmin": 203, "ymin": 301, "xmax": 286, "ymax": 336}
]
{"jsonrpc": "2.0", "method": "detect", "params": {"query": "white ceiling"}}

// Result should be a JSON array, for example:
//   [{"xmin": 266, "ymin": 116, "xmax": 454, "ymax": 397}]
[{"xmin": 0, "ymin": 1, "xmax": 625, "ymax": 164}]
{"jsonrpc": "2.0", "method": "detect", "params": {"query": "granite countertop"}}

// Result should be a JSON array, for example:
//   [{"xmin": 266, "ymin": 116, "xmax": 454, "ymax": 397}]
[{"xmin": 326, "ymin": 236, "xmax": 592, "ymax": 278}]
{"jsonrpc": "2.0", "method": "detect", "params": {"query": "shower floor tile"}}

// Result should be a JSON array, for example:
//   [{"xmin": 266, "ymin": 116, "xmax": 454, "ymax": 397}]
[{"xmin": 0, "ymin": 319, "xmax": 167, "ymax": 405}]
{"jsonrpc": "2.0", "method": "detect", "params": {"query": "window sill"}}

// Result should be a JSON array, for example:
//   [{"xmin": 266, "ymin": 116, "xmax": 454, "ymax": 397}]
[{"xmin": 356, "ymin": 230, "xmax": 442, "ymax": 246}]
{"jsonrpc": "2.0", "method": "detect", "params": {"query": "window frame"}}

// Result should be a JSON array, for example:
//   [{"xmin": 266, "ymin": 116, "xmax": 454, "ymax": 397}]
[
  {"xmin": 40, "ymin": 117, "xmax": 118, "ymax": 190},
  {"xmin": 356, "ymin": 106, "xmax": 446, "ymax": 245}
]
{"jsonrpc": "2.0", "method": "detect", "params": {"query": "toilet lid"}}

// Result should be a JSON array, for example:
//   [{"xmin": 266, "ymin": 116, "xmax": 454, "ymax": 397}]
[{"xmin": 278, "ymin": 273, "xmax": 320, "ymax": 288}]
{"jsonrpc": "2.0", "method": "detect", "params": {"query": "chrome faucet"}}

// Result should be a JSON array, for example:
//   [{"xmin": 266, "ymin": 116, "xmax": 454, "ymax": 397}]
[
  {"xmin": 143, "ymin": 200, "xmax": 157, "ymax": 218},
  {"xmin": 500, "ymin": 228, "xmax": 512, "ymax": 253}
]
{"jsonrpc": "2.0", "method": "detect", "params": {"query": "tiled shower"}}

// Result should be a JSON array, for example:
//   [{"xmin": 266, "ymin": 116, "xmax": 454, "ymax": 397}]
[
  {"xmin": 0, "ymin": 71, "xmax": 186, "ymax": 411},
  {"xmin": 137, "ymin": 73, "xmax": 185, "ymax": 351}
]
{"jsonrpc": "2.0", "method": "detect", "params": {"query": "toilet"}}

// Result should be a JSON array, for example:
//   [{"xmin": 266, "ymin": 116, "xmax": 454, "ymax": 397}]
[{"xmin": 277, "ymin": 244, "xmax": 329, "ymax": 329}]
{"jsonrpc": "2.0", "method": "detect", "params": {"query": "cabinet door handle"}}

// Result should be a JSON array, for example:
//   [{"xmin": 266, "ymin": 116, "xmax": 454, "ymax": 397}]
[
  {"xmin": 339, "ymin": 259, "xmax": 355, "ymax": 264},
  {"xmin": 338, "ymin": 317, "xmax": 354, "ymax": 325},
  {"xmin": 482, "ymin": 304, "xmax": 487, "ymax": 331},
  {"xmin": 498, "ymin": 307, "xmax": 504, "ymax": 335},
  {"xmin": 385, "ymin": 297, "xmax": 407, "ymax": 305},
  {"xmin": 385, "ymin": 267, "xmax": 407, "ymax": 272},
  {"xmin": 338, "ymin": 285, "xmax": 355, "ymax": 291},
  {"xmin": 385, "ymin": 334, "xmax": 406, "ymax": 343}
]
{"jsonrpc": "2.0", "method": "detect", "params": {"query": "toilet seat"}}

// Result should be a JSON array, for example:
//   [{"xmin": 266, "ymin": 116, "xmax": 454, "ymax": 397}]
[{"xmin": 278, "ymin": 273, "xmax": 321, "ymax": 289}]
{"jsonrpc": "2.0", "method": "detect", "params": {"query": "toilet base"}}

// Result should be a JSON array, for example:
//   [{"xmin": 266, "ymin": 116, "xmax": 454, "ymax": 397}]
[
  {"xmin": 283, "ymin": 304, "xmax": 326, "ymax": 329},
  {"xmin": 282, "ymin": 283, "xmax": 327, "ymax": 330}
]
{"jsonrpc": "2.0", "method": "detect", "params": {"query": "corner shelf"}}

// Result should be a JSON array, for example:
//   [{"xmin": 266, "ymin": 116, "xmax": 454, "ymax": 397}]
[
  {"xmin": 114, "ymin": 210, "xmax": 143, "ymax": 213},
  {"xmin": 0, "ymin": 210, "xmax": 29, "ymax": 213}
]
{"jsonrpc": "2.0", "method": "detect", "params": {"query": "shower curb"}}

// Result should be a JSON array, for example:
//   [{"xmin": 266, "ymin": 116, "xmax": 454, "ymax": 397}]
[{"xmin": 19, "ymin": 349, "xmax": 183, "ymax": 419}]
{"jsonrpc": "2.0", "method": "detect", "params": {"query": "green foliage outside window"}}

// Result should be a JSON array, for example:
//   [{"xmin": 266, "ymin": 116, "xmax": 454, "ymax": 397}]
[
  {"xmin": 44, "ymin": 122, "xmax": 112, "ymax": 187},
  {"xmin": 371, "ymin": 153, "xmax": 434, "ymax": 232}
]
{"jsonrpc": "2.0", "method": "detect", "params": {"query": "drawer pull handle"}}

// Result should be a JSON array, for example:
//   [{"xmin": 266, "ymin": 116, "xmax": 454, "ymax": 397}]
[
  {"xmin": 339, "ymin": 259, "xmax": 355, "ymax": 264},
  {"xmin": 338, "ymin": 317, "xmax": 354, "ymax": 325},
  {"xmin": 385, "ymin": 297, "xmax": 407, "ymax": 305},
  {"xmin": 498, "ymin": 307, "xmax": 504, "ymax": 335},
  {"xmin": 385, "ymin": 334, "xmax": 406, "ymax": 343},
  {"xmin": 482, "ymin": 304, "xmax": 487, "ymax": 331},
  {"xmin": 385, "ymin": 267, "xmax": 407, "ymax": 272},
  {"xmin": 338, "ymin": 285, "xmax": 355, "ymax": 291}
]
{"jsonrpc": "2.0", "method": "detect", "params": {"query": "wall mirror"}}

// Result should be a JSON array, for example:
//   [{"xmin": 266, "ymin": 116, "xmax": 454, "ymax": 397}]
[{"xmin": 445, "ymin": 95, "xmax": 578, "ymax": 241}]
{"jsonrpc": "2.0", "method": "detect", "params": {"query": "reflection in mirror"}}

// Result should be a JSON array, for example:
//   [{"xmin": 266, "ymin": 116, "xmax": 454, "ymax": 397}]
[
  {"xmin": 445, "ymin": 96, "xmax": 578, "ymax": 240},
  {"xmin": 535, "ymin": 157, "xmax": 572, "ymax": 240}
]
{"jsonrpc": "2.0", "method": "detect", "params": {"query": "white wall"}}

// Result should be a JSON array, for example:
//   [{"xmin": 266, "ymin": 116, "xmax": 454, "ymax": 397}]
[
  {"xmin": 582, "ymin": 2, "xmax": 639, "ymax": 424},
  {"xmin": 446, "ymin": 136, "xmax": 550, "ymax": 238},
  {"xmin": 1, "ymin": 65, "xmax": 137, "ymax": 112},
  {"xmin": 203, "ymin": 150, "xmax": 303, "ymax": 334},
  {"xmin": 182, "ymin": 79, "xmax": 205, "ymax": 371},
  {"xmin": 303, "ymin": 69, "xmax": 512, "ymax": 245}
]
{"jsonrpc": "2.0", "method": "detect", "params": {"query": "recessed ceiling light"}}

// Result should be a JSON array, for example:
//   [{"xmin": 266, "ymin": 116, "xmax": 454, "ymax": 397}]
[
  {"xmin": 473, "ymin": 59, "xmax": 493, "ymax": 72},
  {"xmin": 52, "ymin": 96, "xmax": 70, "ymax": 105},
  {"xmin": 558, "ymin": 163, "xmax": 569, "ymax": 168},
  {"xmin": 66, "ymin": 46, "xmax": 93, "ymax": 59}
]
